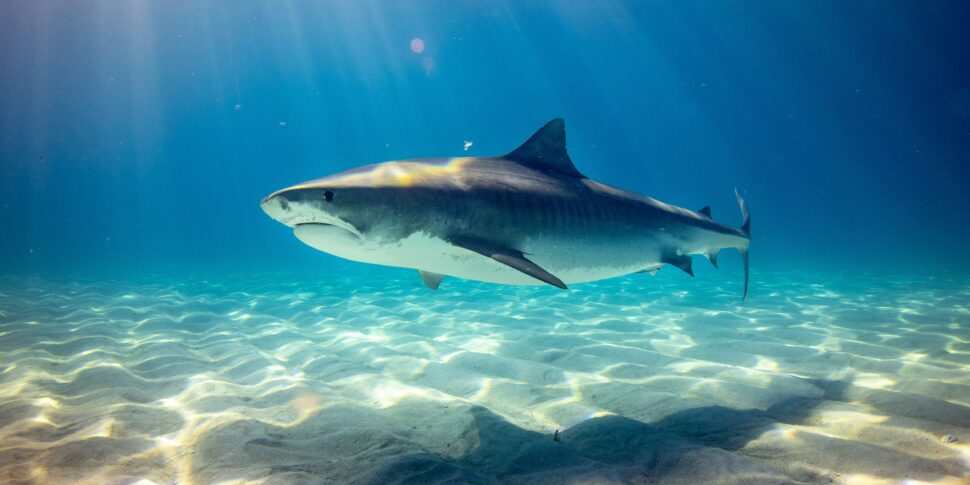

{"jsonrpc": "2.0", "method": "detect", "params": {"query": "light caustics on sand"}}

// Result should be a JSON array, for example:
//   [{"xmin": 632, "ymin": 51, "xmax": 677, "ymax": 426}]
[{"xmin": 0, "ymin": 272, "xmax": 968, "ymax": 484}]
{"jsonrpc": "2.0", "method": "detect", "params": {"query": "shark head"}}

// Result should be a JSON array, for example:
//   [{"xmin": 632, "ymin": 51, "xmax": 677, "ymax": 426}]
[
  {"xmin": 260, "ymin": 160, "xmax": 453, "ymax": 258},
  {"xmin": 261, "ymin": 182, "xmax": 352, "ymax": 229},
  {"xmin": 260, "ymin": 170, "xmax": 380, "ymax": 256}
]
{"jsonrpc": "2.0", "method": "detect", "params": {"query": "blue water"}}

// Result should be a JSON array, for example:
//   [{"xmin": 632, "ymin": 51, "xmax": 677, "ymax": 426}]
[
  {"xmin": 1, "ymin": 2, "xmax": 969, "ymax": 484},
  {"xmin": 3, "ymin": 1, "xmax": 969, "ymax": 274}
]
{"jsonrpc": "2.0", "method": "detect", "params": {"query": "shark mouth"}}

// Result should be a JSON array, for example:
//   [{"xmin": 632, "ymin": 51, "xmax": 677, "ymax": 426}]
[
  {"xmin": 292, "ymin": 222, "xmax": 364, "ymax": 255},
  {"xmin": 295, "ymin": 219, "xmax": 363, "ymax": 238}
]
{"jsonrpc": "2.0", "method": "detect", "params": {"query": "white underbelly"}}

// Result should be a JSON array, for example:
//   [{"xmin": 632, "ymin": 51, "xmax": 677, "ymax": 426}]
[{"xmin": 293, "ymin": 226, "xmax": 650, "ymax": 286}]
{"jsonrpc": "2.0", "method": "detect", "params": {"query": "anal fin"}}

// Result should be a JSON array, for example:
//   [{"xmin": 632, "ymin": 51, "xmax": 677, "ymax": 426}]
[
  {"xmin": 449, "ymin": 236, "xmax": 567, "ymax": 289},
  {"xmin": 418, "ymin": 270, "xmax": 445, "ymax": 290}
]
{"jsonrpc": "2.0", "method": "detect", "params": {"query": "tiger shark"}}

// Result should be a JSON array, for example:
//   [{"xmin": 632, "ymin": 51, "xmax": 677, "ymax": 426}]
[{"xmin": 261, "ymin": 119, "xmax": 751, "ymax": 298}]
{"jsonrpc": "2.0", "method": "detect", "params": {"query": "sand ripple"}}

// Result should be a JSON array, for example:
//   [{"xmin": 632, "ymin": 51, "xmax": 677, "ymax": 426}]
[{"xmin": 0, "ymin": 270, "xmax": 968, "ymax": 484}]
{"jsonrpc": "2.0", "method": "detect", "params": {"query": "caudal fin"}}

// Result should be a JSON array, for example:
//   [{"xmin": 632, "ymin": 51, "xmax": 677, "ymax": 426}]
[{"xmin": 735, "ymin": 188, "xmax": 751, "ymax": 300}]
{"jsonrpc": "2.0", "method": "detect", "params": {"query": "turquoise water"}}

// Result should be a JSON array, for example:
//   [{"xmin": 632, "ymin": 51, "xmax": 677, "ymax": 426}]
[{"xmin": 2, "ymin": 2, "xmax": 970, "ymax": 484}]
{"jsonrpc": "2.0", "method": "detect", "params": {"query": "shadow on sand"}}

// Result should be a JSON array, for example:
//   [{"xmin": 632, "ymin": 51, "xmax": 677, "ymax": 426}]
[{"xmin": 192, "ymin": 378, "xmax": 967, "ymax": 484}]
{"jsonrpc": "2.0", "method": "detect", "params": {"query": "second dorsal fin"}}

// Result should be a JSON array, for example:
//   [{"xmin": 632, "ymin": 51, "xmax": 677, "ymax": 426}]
[{"xmin": 505, "ymin": 118, "xmax": 585, "ymax": 178}]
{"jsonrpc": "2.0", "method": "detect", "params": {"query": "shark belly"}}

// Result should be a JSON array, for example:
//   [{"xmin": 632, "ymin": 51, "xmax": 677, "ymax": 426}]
[
  {"xmin": 521, "ymin": 236, "xmax": 658, "ymax": 285},
  {"xmin": 294, "ymin": 224, "xmax": 653, "ymax": 286}
]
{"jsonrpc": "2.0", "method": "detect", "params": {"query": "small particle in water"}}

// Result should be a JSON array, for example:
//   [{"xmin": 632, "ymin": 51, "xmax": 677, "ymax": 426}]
[
  {"xmin": 421, "ymin": 56, "xmax": 435, "ymax": 74},
  {"xmin": 941, "ymin": 434, "xmax": 959, "ymax": 443},
  {"xmin": 26, "ymin": 248, "xmax": 33, "ymax": 254},
  {"xmin": 38, "ymin": 155, "xmax": 44, "ymax": 160},
  {"xmin": 279, "ymin": 121, "xmax": 287, "ymax": 126},
  {"xmin": 463, "ymin": 140, "xmax": 473, "ymax": 151},
  {"xmin": 410, "ymin": 38, "xmax": 425, "ymax": 54},
  {"xmin": 106, "ymin": 236, "xmax": 111, "ymax": 242},
  {"xmin": 234, "ymin": 104, "xmax": 242, "ymax": 110}
]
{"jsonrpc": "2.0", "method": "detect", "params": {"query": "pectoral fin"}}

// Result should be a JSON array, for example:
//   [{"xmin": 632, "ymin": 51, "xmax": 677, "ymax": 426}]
[
  {"xmin": 662, "ymin": 253, "xmax": 694, "ymax": 276},
  {"xmin": 418, "ymin": 270, "xmax": 445, "ymax": 290},
  {"xmin": 449, "ymin": 237, "xmax": 567, "ymax": 289},
  {"xmin": 637, "ymin": 266, "xmax": 661, "ymax": 276}
]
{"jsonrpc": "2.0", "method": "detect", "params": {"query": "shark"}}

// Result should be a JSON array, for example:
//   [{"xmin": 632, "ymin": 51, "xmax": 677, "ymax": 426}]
[{"xmin": 261, "ymin": 119, "xmax": 751, "ymax": 298}]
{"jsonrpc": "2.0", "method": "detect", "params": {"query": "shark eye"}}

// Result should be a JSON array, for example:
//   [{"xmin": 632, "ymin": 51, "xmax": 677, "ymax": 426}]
[{"xmin": 324, "ymin": 190, "xmax": 334, "ymax": 202}]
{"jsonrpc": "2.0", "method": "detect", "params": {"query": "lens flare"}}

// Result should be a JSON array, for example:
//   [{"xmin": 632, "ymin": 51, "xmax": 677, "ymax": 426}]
[{"xmin": 410, "ymin": 38, "xmax": 425, "ymax": 53}]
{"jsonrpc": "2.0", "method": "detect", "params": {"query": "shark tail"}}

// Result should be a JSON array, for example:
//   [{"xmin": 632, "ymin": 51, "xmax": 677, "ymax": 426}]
[{"xmin": 735, "ymin": 188, "xmax": 751, "ymax": 300}]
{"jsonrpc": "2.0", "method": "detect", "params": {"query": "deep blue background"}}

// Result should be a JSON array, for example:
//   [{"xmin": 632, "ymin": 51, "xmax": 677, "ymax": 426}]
[{"xmin": 2, "ymin": 1, "xmax": 969, "ymax": 276}]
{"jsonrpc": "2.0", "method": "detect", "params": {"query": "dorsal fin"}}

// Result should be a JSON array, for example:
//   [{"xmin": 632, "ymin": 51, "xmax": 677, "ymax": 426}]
[
  {"xmin": 698, "ymin": 206, "xmax": 712, "ymax": 218},
  {"xmin": 505, "ymin": 118, "xmax": 585, "ymax": 178}
]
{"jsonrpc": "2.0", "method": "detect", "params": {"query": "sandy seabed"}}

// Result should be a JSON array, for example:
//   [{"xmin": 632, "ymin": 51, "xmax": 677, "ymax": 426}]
[{"xmin": 0, "ymin": 269, "xmax": 968, "ymax": 484}]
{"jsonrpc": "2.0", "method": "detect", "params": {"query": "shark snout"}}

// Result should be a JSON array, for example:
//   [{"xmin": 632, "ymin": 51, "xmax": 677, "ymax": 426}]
[
  {"xmin": 260, "ymin": 193, "xmax": 291, "ymax": 224},
  {"xmin": 260, "ymin": 188, "xmax": 346, "ymax": 230}
]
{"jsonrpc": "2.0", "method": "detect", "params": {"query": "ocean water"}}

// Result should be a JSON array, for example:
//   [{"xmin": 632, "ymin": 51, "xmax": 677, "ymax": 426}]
[{"xmin": 1, "ymin": 2, "xmax": 969, "ymax": 484}]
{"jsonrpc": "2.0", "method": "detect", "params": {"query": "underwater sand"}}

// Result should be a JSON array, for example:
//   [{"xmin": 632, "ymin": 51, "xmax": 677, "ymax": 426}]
[{"xmin": 0, "ymin": 269, "xmax": 968, "ymax": 484}]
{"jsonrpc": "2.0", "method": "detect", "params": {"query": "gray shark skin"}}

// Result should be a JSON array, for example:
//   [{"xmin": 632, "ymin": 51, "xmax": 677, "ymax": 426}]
[{"xmin": 261, "ymin": 119, "xmax": 751, "ymax": 298}]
